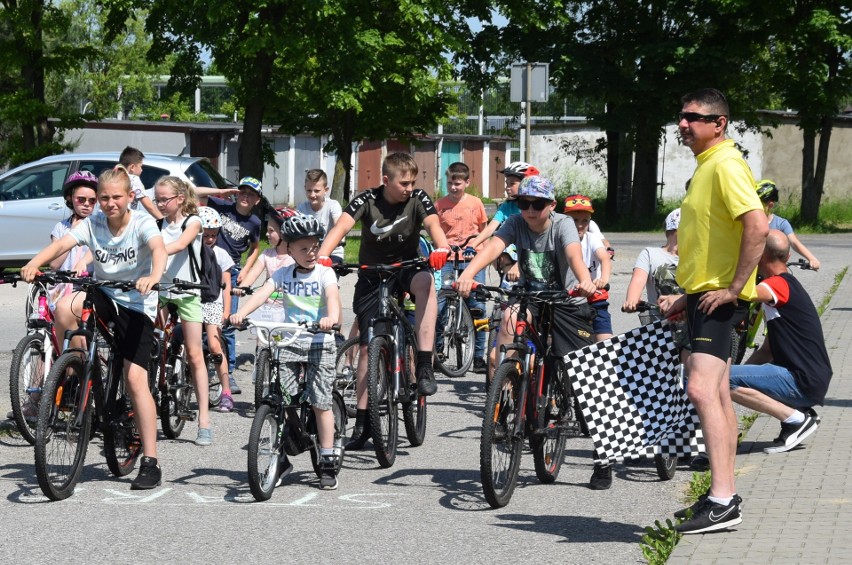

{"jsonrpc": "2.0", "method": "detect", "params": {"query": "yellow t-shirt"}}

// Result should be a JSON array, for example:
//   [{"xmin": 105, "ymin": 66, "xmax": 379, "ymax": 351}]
[{"xmin": 677, "ymin": 139, "xmax": 762, "ymax": 300}]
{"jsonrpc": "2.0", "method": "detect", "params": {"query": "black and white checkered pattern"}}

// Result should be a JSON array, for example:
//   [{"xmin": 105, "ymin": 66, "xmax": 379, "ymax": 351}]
[{"xmin": 565, "ymin": 319, "xmax": 704, "ymax": 464}]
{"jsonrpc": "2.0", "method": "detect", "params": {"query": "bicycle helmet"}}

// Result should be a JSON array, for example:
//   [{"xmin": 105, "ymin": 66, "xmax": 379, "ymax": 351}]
[
  {"xmin": 281, "ymin": 214, "xmax": 325, "ymax": 242},
  {"xmin": 665, "ymin": 208, "xmax": 681, "ymax": 231},
  {"xmin": 500, "ymin": 161, "xmax": 540, "ymax": 179},
  {"xmin": 755, "ymin": 179, "xmax": 779, "ymax": 203},
  {"xmin": 62, "ymin": 170, "xmax": 99, "ymax": 209},
  {"xmin": 199, "ymin": 206, "xmax": 222, "ymax": 229}
]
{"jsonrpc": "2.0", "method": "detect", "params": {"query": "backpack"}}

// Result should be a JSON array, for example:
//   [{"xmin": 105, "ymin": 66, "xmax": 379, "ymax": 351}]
[
  {"xmin": 652, "ymin": 262, "xmax": 683, "ymax": 297},
  {"xmin": 158, "ymin": 216, "xmax": 224, "ymax": 303}
]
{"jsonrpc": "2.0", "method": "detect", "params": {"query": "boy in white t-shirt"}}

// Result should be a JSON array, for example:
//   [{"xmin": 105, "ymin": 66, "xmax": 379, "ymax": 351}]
[
  {"xmin": 230, "ymin": 215, "xmax": 341, "ymax": 490},
  {"xmin": 563, "ymin": 195, "xmax": 612, "ymax": 341},
  {"xmin": 120, "ymin": 146, "xmax": 162, "ymax": 219}
]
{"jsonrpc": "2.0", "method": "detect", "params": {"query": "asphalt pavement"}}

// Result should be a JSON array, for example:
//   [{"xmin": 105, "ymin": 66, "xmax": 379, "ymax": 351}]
[{"xmin": 0, "ymin": 232, "xmax": 848, "ymax": 564}]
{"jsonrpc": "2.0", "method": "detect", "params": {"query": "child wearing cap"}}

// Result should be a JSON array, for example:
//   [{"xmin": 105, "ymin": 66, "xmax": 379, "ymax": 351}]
[
  {"xmin": 196, "ymin": 176, "xmax": 263, "ymax": 393},
  {"xmin": 563, "ymin": 195, "xmax": 613, "ymax": 342},
  {"xmin": 755, "ymin": 180, "xmax": 820, "ymax": 270},
  {"xmin": 623, "ymin": 209, "xmax": 682, "ymax": 313}
]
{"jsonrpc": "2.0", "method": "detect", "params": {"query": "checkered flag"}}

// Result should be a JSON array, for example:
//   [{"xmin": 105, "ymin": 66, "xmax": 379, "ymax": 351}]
[{"xmin": 565, "ymin": 319, "xmax": 704, "ymax": 464}]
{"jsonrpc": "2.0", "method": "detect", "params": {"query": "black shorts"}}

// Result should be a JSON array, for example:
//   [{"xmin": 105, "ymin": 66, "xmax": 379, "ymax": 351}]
[
  {"xmin": 92, "ymin": 289, "xmax": 155, "ymax": 370},
  {"xmin": 353, "ymin": 266, "xmax": 428, "ymax": 345},
  {"xmin": 523, "ymin": 299, "xmax": 595, "ymax": 358},
  {"xmin": 685, "ymin": 292, "xmax": 748, "ymax": 361}
]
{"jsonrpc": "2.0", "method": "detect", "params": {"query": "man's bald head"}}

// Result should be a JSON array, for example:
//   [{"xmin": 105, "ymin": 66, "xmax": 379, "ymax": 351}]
[{"xmin": 765, "ymin": 229, "xmax": 791, "ymax": 263}]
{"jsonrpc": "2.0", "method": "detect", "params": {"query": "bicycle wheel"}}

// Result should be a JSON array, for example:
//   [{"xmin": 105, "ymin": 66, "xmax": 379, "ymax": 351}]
[
  {"xmin": 480, "ymin": 361, "xmax": 523, "ymax": 509},
  {"xmin": 654, "ymin": 454, "xmax": 677, "ymax": 480},
  {"xmin": 206, "ymin": 340, "xmax": 223, "ymax": 408},
  {"xmin": 485, "ymin": 308, "xmax": 501, "ymax": 386},
  {"xmin": 367, "ymin": 336, "xmax": 398, "ymax": 468},
  {"xmin": 24, "ymin": 282, "xmax": 42, "ymax": 329},
  {"xmin": 159, "ymin": 353, "xmax": 187, "ymax": 439},
  {"xmin": 402, "ymin": 342, "xmax": 427, "ymax": 447},
  {"xmin": 104, "ymin": 362, "xmax": 142, "ymax": 477},
  {"xmin": 34, "ymin": 354, "xmax": 92, "ymax": 501},
  {"xmin": 247, "ymin": 403, "xmax": 281, "ymax": 501},
  {"xmin": 531, "ymin": 359, "xmax": 570, "ymax": 484},
  {"xmin": 334, "ymin": 336, "xmax": 360, "ymax": 419},
  {"xmin": 436, "ymin": 297, "xmax": 475, "ymax": 377},
  {"xmin": 9, "ymin": 333, "xmax": 47, "ymax": 445},
  {"xmin": 254, "ymin": 347, "xmax": 271, "ymax": 409}
]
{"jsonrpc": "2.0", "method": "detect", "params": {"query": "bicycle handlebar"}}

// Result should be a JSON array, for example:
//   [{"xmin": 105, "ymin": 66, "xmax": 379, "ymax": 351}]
[
  {"xmin": 333, "ymin": 256, "xmax": 429, "ymax": 276},
  {"xmin": 787, "ymin": 259, "xmax": 814, "ymax": 270}
]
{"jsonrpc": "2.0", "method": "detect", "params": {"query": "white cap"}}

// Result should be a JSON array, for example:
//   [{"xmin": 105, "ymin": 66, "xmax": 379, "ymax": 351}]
[{"xmin": 665, "ymin": 208, "xmax": 681, "ymax": 231}]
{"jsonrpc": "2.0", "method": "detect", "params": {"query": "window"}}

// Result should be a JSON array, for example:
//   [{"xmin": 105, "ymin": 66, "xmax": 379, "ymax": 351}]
[{"xmin": 0, "ymin": 162, "xmax": 70, "ymax": 201}]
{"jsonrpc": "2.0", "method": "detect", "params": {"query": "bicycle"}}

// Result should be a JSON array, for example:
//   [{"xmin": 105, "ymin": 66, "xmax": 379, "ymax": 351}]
[
  {"xmin": 334, "ymin": 335, "xmax": 361, "ymax": 434},
  {"xmin": 33, "ymin": 276, "xmax": 157, "ymax": 500},
  {"xmin": 470, "ymin": 283, "xmax": 587, "ymax": 508},
  {"xmin": 242, "ymin": 319, "xmax": 346, "ymax": 501},
  {"xmin": 151, "ymin": 278, "xmax": 213, "ymax": 439},
  {"xmin": 335, "ymin": 259, "xmax": 429, "ymax": 468},
  {"xmin": 435, "ymin": 235, "xmax": 477, "ymax": 377},
  {"xmin": 732, "ymin": 258, "xmax": 815, "ymax": 364},
  {"xmin": 4, "ymin": 271, "xmax": 75, "ymax": 444}
]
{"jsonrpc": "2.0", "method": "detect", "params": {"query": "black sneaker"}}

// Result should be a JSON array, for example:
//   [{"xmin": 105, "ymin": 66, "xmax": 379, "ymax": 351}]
[
  {"xmin": 345, "ymin": 419, "xmax": 372, "ymax": 450},
  {"xmin": 130, "ymin": 456, "xmax": 162, "ymax": 490},
  {"xmin": 473, "ymin": 358, "xmax": 487, "ymax": 374},
  {"xmin": 417, "ymin": 363, "xmax": 438, "ymax": 396},
  {"xmin": 675, "ymin": 492, "xmax": 742, "ymax": 519},
  {"xmin": 764, "ymin": 412, "xmax": 818, "ymax": 454},
  {"xmin": 589, "ymin": 463, "xmax": 612, "ymax": 490},
  {"xmin": 275, "ymin": 454, "xmax": 294, "ymax": 488},
  {"xmin": 675, "ymin": 496, "xmax": 743, "ymax": 534},
  {"xmin": 319, "ymin": 455, "xmax": 339, "ymax": 490}
]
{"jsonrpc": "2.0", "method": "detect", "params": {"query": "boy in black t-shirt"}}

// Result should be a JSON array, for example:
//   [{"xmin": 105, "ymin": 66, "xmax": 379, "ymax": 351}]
[{"xmin": 318, "ymin": 152, "xmax": 450, "ymax": 449}]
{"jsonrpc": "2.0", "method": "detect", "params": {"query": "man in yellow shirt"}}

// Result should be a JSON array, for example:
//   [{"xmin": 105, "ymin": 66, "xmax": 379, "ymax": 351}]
[{"xmin": 660, "ymin": 88, "xmax": 768, "ymax": 534}]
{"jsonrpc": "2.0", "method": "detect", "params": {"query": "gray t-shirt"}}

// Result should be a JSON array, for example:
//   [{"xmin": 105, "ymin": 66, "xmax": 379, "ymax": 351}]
[
  {"xmin": 297, "ymin": 200, "xmax": 344, "ymax": 259},
  {"xmin": 633, "ymin": 246, "xmax": 679, "ymax": 303},
  {"xmin": 494, "ymin": 213, "xmax": 581, "ymax": 292}
]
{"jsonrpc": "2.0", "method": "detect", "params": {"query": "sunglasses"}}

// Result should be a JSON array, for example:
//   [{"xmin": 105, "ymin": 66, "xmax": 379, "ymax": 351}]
[
  {"xmin": 74, "ymin": 196, "xmax": 97, "ymax": 206},
  {"xmin": 517, "ymin": 198, "xmax": 551, "ymax": 211},
  {"xmin": 678, "ymin": 111, "xmax": 723, "ymax": 123}
]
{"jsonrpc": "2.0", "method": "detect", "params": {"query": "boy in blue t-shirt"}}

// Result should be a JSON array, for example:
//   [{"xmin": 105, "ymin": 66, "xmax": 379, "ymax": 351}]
[
  {"xmin": 197, "ymin": 177, "xmax": 263, "ymax": 393},
  {"xmin": 230, "ymin": 215, "xmax": 341, "ymax": 490}
]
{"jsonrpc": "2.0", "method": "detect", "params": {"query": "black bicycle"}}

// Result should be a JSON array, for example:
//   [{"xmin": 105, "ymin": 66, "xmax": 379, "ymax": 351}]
[
  {"xmin": 242, "ymin": 320, "xmax": 346, "ymax": 501},
  {"xmin": 335, "ymin": 259, "xmax": 429, "ymax": 468},
  {"xmin": 435, "ymin": 235, "xmax": 477, "ymax": 377},
  {"xmin": 33, "ymin": 277, "xmax": 155, "ymax": 500}
]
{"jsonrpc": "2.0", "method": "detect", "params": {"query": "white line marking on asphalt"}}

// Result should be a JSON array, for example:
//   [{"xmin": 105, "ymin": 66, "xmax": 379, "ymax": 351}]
[{"xmin": 102, "ymin": 487, "xmax": 172, "ymax": 503}]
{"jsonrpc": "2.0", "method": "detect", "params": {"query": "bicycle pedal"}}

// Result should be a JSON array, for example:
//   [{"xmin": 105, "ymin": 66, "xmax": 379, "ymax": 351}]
[{"xmin": 179, "ymin": 412, "xmax": 196, "ymax": 422}]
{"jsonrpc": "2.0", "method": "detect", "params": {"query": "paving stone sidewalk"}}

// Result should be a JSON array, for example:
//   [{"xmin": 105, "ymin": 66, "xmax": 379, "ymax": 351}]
[{"xmin": 669, "ymin": 270, "xmax": 852, "ymax": 564}]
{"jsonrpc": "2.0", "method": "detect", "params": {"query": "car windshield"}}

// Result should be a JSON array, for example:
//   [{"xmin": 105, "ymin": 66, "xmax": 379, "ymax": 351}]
[{"xmin": 185, "ymin": 160, "xmax": 233, "ymax": 189}]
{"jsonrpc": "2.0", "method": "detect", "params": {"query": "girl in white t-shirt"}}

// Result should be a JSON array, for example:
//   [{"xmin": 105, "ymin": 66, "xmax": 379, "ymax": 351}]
[
  {"xmin": 21, "ymin": 166, "xmax": 167, "ymax": 490},
  {"xmin": 154, "ymin": 176, "xmax": 213, "ymax": 446}
]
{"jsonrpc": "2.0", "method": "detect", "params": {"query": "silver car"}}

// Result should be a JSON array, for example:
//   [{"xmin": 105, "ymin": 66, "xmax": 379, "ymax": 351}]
[{"xmin": 0, "ymin": 152, "xmax": 233, "ymax": 268}]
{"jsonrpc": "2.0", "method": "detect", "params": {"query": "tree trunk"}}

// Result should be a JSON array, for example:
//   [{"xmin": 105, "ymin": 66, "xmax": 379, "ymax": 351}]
[
  {"xmin": 605, "ymin": 130, "xmax": 619, "ymax": 219},
  {"xmin": 802, "ymin": 116, "xmax": 832, "ymax": 224},
  {"xmin": 330, "ymin": 111, "xmax": 356, "ymax": 203},
  {"xmin": 631, "ymin": 122, "xmax": 659, "ymax": 222},
  {"xmin": 239, "ymin": 97, "xmax": 266, "ymax": 180},
  {"xmin": 800, "ymin": 129, "xmax": 817, "ymax": 224}
]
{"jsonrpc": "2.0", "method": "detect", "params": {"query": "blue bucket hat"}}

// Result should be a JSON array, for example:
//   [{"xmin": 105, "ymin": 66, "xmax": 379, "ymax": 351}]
[
  {"xmin": 518, "ymin": 175, "xmax": 555, "ymax": 201},
  {"xmin": 238, "ymin": 176, "xmax": 262, "ymax": 195}
]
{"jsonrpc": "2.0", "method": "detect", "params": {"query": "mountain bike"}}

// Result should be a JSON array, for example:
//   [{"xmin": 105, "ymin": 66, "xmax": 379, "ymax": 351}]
[
  {"xmin": 732, "ymin": 258, "xmax": 815, "ymax": 364},
  {"xmin": 335, "ymin": 259, "xmax": 429, "ymax": 468},
  {"xmin": 33, "ymin": 277, "xmax": 157, "ymax": 500},
  {"xmin": 243, "ymin": 319, "xmax": 346, "ymax": 501},
  {"xmin": 435, "ymin": 235, "xmax": 477, "ymax": 377},
  {"xmin": 471, "ymin": 283, "xmax": 587, "ymax": 508},
  {"xmin": 4, "ymin": 271, "xmax": 75, "ymax": 444},
  {"xmin": 334, "ymin": 335, "xmax": 361, "ymax": 437}
]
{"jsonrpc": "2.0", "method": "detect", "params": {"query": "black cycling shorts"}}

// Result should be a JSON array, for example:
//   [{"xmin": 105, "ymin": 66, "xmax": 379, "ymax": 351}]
[
  {"xmin": 91, "ymin": 288, "xmax": 155, "ymax": 370},
  {"xmin": 522, "ymin": 299, "xmax": 595, "ymax": 358},
  {"xmin": 352, "ymin": 266, "xmax": 430, "ymax": 345},
  {"xmin": 685, "ymin": 292, "xmax": 748, "ymax": 361}
]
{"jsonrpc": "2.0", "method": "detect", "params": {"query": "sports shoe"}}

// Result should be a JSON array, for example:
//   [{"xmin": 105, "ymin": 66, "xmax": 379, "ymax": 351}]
[
  {"xmin": 131, "ymin": 456, "xmax": 162, "ymax": 490},
  {"xmin": 675, "ymin": 496, "xmax": 743, "ymax": 534},
  {"xmin": 275, "ymin": 454, "xmax": 294, "ymax": 487},
  {"xmin": 473, "ymin": 358, "xmax": 487, "ymax": 374},
  {"xmin": 217, "ymin": 394, "xmax": 234, "ymax": 413},
  {"xmin": 589, "ymin": 463, "xmax": 612, "ymax": 490},
  {"xmin": 195, "ymin": 427, "xmax": 213, "ymax": 446},
  {"xmin": 345, "ymin": 419, "xmax": 372, "ymax": 450},
  {"xmin": 229, "ymin": 374, "xmax": 242, "ymax": 395},
  {"xmin": 764, "ymin": 412, "xmax": 818, "ymax": 454},
  {"xmin": 319, "ymin": 455, "xmax": 339, "ymax": 490},
  {"xmin": 675, "ymin": 492, "xmax": 742, "ymax": 519},
  {"xmin": 417, "ymin": 363, "xmax": 438, "ymax": 396}
]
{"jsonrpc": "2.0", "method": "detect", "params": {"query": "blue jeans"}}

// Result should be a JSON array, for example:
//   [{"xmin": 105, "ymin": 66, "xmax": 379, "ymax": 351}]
[
  {"xmin": 223, "ymin": 265, "xmax": 241, "ymax": 374},
  {"xmin": 437, "ymin": 262, "xmax": 486, "ymax": 360},
  {"xmin": 729, "ymin": 363, "xmax": 815, "ymax": 409}
]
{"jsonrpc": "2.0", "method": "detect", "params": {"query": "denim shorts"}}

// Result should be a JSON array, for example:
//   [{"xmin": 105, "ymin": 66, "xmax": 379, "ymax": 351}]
[
  {"xmin": 729, "ymin": 363, "xmax": 815, "ymax": 409},
  {"xmin": 590, "ymin": 301, "xmax": 612, "ymax": 335}
]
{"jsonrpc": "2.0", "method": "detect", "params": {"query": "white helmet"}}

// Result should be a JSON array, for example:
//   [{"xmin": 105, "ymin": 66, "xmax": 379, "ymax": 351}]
[
  {"xmin": 501, "ymin": 161, "xmax": 540, "ymax": 178},
  {"xmin": 199, "ymin": 206, "xmax": 222, "ymax": 229}
]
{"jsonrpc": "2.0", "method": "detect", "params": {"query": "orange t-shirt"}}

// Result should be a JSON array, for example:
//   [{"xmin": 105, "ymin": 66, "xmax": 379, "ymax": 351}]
[{"xmin": 435, "ymin": 194, "xmax": 488, "ymax": 249}]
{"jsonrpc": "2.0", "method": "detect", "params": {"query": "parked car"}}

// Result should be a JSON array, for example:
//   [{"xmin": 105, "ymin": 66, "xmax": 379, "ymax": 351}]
[{"xmin": 0, "ymin": 152, "xmax": 234, "ymax": 268}]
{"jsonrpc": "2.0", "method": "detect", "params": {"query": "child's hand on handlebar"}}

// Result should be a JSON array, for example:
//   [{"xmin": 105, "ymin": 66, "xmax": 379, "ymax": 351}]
[
  {"xmin": 20, "ymin": 265, "xmax": 40, "ymax": 283},
  {"xmin": 429, "ymin": 248, "xmax": 449, "ymax": 270},
  {"xmin": 622, "ymin": 299, "xmax": 638, "ymax": 313},
  {"xmin": 318, "ymin": 317, "xmax": 336, "ymax": 331},
  {"xmin": 228, "ymin": 312, "xmax": 247, "ymax": 327},
  {"xmin": 453, "ymin": 277, "xmax": 476, "ymax": 298},
  {"xmin": 573, "ymin": 279, "xmax": 597, "ymax": 297},
  {"xmin": 136, "ymin": 275, "xmax": 158, "ymax": 294}
]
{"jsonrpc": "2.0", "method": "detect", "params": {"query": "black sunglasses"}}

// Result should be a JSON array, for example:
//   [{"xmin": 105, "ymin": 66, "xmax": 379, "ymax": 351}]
[
  {"xmin": 517, "ymin": 198, "xmax": 551, "ymax": 211},
  {"xmin": 678, "ymin": 111, "xmax": 724, "ymax": 123}
]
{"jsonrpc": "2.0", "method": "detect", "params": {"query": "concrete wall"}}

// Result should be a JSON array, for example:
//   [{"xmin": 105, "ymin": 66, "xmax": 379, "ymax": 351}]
[{"xmin": 66, "ymin": 128, "xmax": 189, "ymax": 156}]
